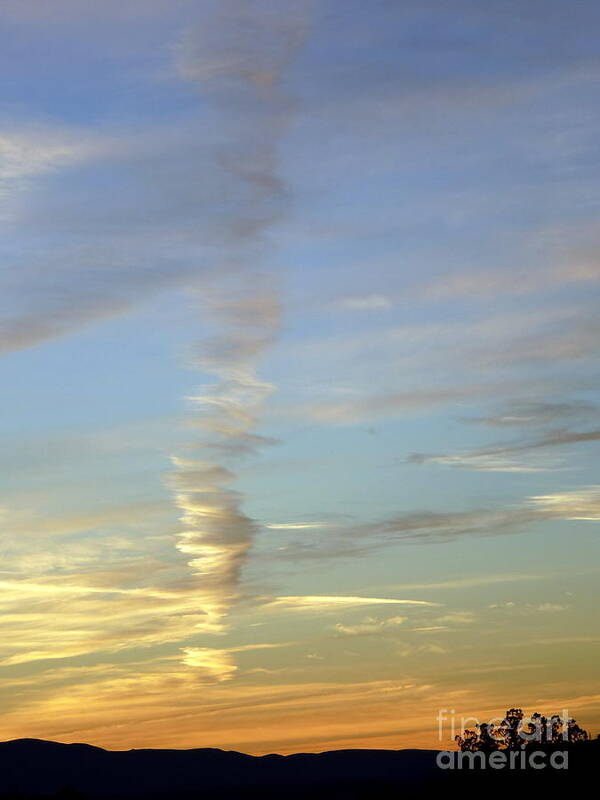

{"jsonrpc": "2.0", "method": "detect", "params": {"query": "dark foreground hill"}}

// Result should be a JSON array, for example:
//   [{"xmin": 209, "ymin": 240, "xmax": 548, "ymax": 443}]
[{"xmin": 0, "ymin": 738, "xmax": 596, "ymax": 799}]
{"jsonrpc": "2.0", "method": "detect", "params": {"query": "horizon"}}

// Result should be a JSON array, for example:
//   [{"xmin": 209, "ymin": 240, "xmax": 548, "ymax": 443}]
[
  {"xmin": 0, "ymin": 0, "xmax": 599, "ymax": 757},
  {"xmin": 1, "ymin": 715, "xmax": 597, "ymax": 754}
]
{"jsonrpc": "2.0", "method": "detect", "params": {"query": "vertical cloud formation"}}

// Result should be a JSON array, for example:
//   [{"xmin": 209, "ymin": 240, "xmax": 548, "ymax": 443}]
[{"xmin": 170, "ymin": 1, "xmax": 308, "ymax": 637}]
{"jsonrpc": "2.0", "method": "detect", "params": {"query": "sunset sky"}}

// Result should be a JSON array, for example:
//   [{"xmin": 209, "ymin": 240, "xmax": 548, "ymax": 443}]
[{"xmin": 1, "ymin": 0, "xmax": 599, "ymax": 753}]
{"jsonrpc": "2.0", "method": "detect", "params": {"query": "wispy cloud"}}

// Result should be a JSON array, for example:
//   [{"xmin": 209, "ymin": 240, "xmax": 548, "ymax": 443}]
[
  {"xmin": 333, "ymin": 294, "xmax": 392, "ymax": 311},
  {"xmin": 421, "ymin": 261, "xmax": 600, "ymax": 301},
  {"xmin": 181, "ymin": 640, "xmax": 294, "ymax": 682},
  {"xmin": 273, "ymin": 486, "xmax": 600, "ymax": 561},
  {"xmin": 169, "ymin": 289, "xmax": 283, "ymax": 633},
  {"xmin": 409, "ymin": 429, "xmax": 600, "ymax": 472},
  {"xmin": 181, "ymin": 647, "xmax": 238, "ymax": 681},
  {"xmin": 465, "ymin": 400, "xmax": 598, "ymax": 428},
  {"xmin": 408, "ymin": 453, "xmax": 558, "ymax": 473},
  {"xmin": 390, "ymin": 572, "xmax": 552, "ymax": 592},
  {"xmin": 265, "ymin": 521, "xmax": 332, "ymax": 530},
  {"xmin": 0, "ymin": 126, "xmax": 103, "ymax": 200},
  {"xmin": 435, "ymin": 611, "xmax": 476, "ymax": 625},
  {"xmin": 359, "ymin": 486, "xmax": 600, "ymax": 542},
  {"xmin": 487, "ymin": 601, "xmax": 569, "ymax": 614},
  {"xmin": 530, "ymin": 487, "xmax": 600, "ymax": 520},
  {"xmin": 267, "ymin": 595, "xmax": 440, "ymax": 610},
  {"xmin": 281, "ymin": 303, "xmax": 600, "ymax": 426},
  {"xmin": 334, "ymin": 615, "xmax": 407, "ymax": 636},
  {"xmin": 0, "ymin": 1, "xmax": 309, "ymax": 358},
  {"xmin": 169, "ymin": 1, "xmax": 310, "ymax": 639}
]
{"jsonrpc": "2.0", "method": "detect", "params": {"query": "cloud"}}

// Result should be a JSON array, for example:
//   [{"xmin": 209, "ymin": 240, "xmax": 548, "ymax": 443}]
[
  {"xmin": 0, "ymin": 496, "xmax": 235, "ymax": 668},
  {"xmin": 537, "ymin": 603, "xmax": 568, "ymax": 612},
  {"xmin": 0, "ymin": 500, "xmax": 169, "ymax": 539},
  {"xmin": 529, "ymin": 487, "xmax": 600, "ymax": 520},
  {"xmin": 0, "ymin": 127, "xmax": 102, "ymax": 188},
  {"xmin": 435, "ymin": 611, "xmax": 476, "ymax": 625},
  {"xmin": 390, "ymin": 572, "xmax": 551, "ymax": 592},
  {"xmin": 0, "ymin": 668, "xmax": 459, "ymax": 753},
  {"xmin": 171, "ymin": 461, "xmax": 262, "ymax": 633},
  {"xmin": 487, "ymin": 601, "xmax": 569, "ymax": 614},
  {"xmin": 281, "ymin": 302, "xmax": 600, "ymax": 426},
  {"xmin": 273, "ymin": 486, "xmax": 600, "ymax": 562},
  {"xmin": 168, "ymin": 1, "xmax": 311, "ymax": 641},
  {"xmin": 409, "ymin": 626, "xmax": 448, "ymax": 633},
  {"xmin": 333, "ymin": 294, "xmax": 392, "ymax": 311},
  {"xmin": 182, "ymin": 640, "xmax": 297, "ymax": 681},
  {"xmin": 293, "ymin": 382, "xmax": 488, "ymax": 425},
  {"xmin": 265, "ymin": 521, "xmax": 332, "ymax": 530},
  {"xmin": 168, "ymin": 293, "xmax": 284, "ymax": 635},
  {"xmin": 408, "ymin": 452, "xmax": 557, "ymax": 473},
  {"xmin": 0, "ymin": 0, "xmax": 310, "ymax": 357},
  {"xmin": 267, "ymin": 595, "xmax": 440, "ymax": 611},
  {"xmin": 0, "ymin": 577, "xmax": 212, "ymax": 667},
  {"xmin": 465, "ymin": 400, "xmax": 598, "ymax": 428},
  {"xmin": 0, "ymin": 0, "xmax": 317, "ymax": 685},
  {"xmin": 348, "ymin": 508, "xmax": 537, "ymax": 545},
  {"xmin": 0, "ymin": 123, "xmax": 223, "ymax": 355},
  {"xmin": 4, "ymin": 482, "xmax": 592, "ymax": 670},
  {"xmin": 421, "ymin": 261, "xmax": 600, "ymax": 301},
  {"xmin": 175, "ymin": 1, "xmax": 308, "ymax": 90},
  {"xmin": 334, "ymin": 615, "xmax": 407, "ymax": 636},
  {"xmin": 361, "ymin": 486, "xmax": 600, "ymax": 542},
  {"xmin": 409, "ymin": 429, "xmax": 600, "ymax": 472}
]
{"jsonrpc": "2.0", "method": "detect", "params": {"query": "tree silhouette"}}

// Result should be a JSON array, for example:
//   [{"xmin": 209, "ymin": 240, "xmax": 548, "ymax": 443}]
[
  {"xmin": 455, "ymin": 708, "xmax": 589, "ymax": 752},
  {"xmin": 503, "ymin": 707, "xmax": 524, "ymax": 749}
]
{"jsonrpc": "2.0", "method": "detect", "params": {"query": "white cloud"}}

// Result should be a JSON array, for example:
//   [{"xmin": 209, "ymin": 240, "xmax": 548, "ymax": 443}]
[
  {"xmin": 265, "ymin": 521, "xmax": 332, "ymax": 530},
  {"xmin": 334, "ymin": 615, "xmax": 407, "ymax": 635},
  {"xmin": 181, "ymin": 647, "xmax": 238, "ymax": 681},
  {"xmin": 487, "ymin": 601, "xmax": 569, "ymax": 614},
  {"xmin": 410, "ymin": 453, "xmax": 558, "ymax": 473},
  {"xmin": 409, "ymin": 429, "xmax": 600, "ymax": 473},
  {"xmin": 421, "ymin": 261, "xmax": 600, "ymax": 301},
  {"xmin": 391, "ymin": 573, "xmax": 549, "ymax": 592},
  {"xmin": 529, "ymin": 487, "xmax": 600, "ymax": 520},
  {"xmin": 334, "ymin": 294, "xmax": 392, "ymax": 311},
  {"xmin": 0, "ymin": 126, "xmax": 112, "ymax": 222},
  {"xmin": 181, "ymin": 640, "xmax": 296, "ymax": 681},
  {"xmin": 268, "ymin": 595, "xmax": 440, "ymax": 611},
  {"xmin": 435, "ymin": 611, "xmax": 476, "ymax": 625},
  {"xmin": 537, "ymin": 603, "xmax": 568, "ymax": 612}
]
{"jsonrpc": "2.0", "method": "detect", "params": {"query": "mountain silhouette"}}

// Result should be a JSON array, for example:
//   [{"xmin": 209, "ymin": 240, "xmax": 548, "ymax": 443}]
[{"xmin": 0, "ymin": 737, "xmax": 596, "ymax": 799}]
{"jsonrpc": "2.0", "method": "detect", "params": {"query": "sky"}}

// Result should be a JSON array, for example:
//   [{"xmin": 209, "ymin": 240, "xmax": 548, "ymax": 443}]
[{"xmin": 0, "ymin": 0, "xmax": 599, "ymax": 754}]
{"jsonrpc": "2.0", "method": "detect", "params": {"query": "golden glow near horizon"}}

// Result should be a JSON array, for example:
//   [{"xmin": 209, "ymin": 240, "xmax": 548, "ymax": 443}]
[{"xmin": 0, "ymin": 0, "xmax": 599, "ymax": 755}]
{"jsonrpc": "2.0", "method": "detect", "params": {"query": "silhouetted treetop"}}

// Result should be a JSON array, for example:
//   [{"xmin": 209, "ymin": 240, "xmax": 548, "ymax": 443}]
[{"xmin": 456, "ymin": 708, "xmax": 589, "ymax": 752}]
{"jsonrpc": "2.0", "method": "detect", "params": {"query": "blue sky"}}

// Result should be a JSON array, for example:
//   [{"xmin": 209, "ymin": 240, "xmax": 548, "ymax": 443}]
[{"xmin": 0, "ymin": 0, "xmax": 599, "ymax": 752}]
